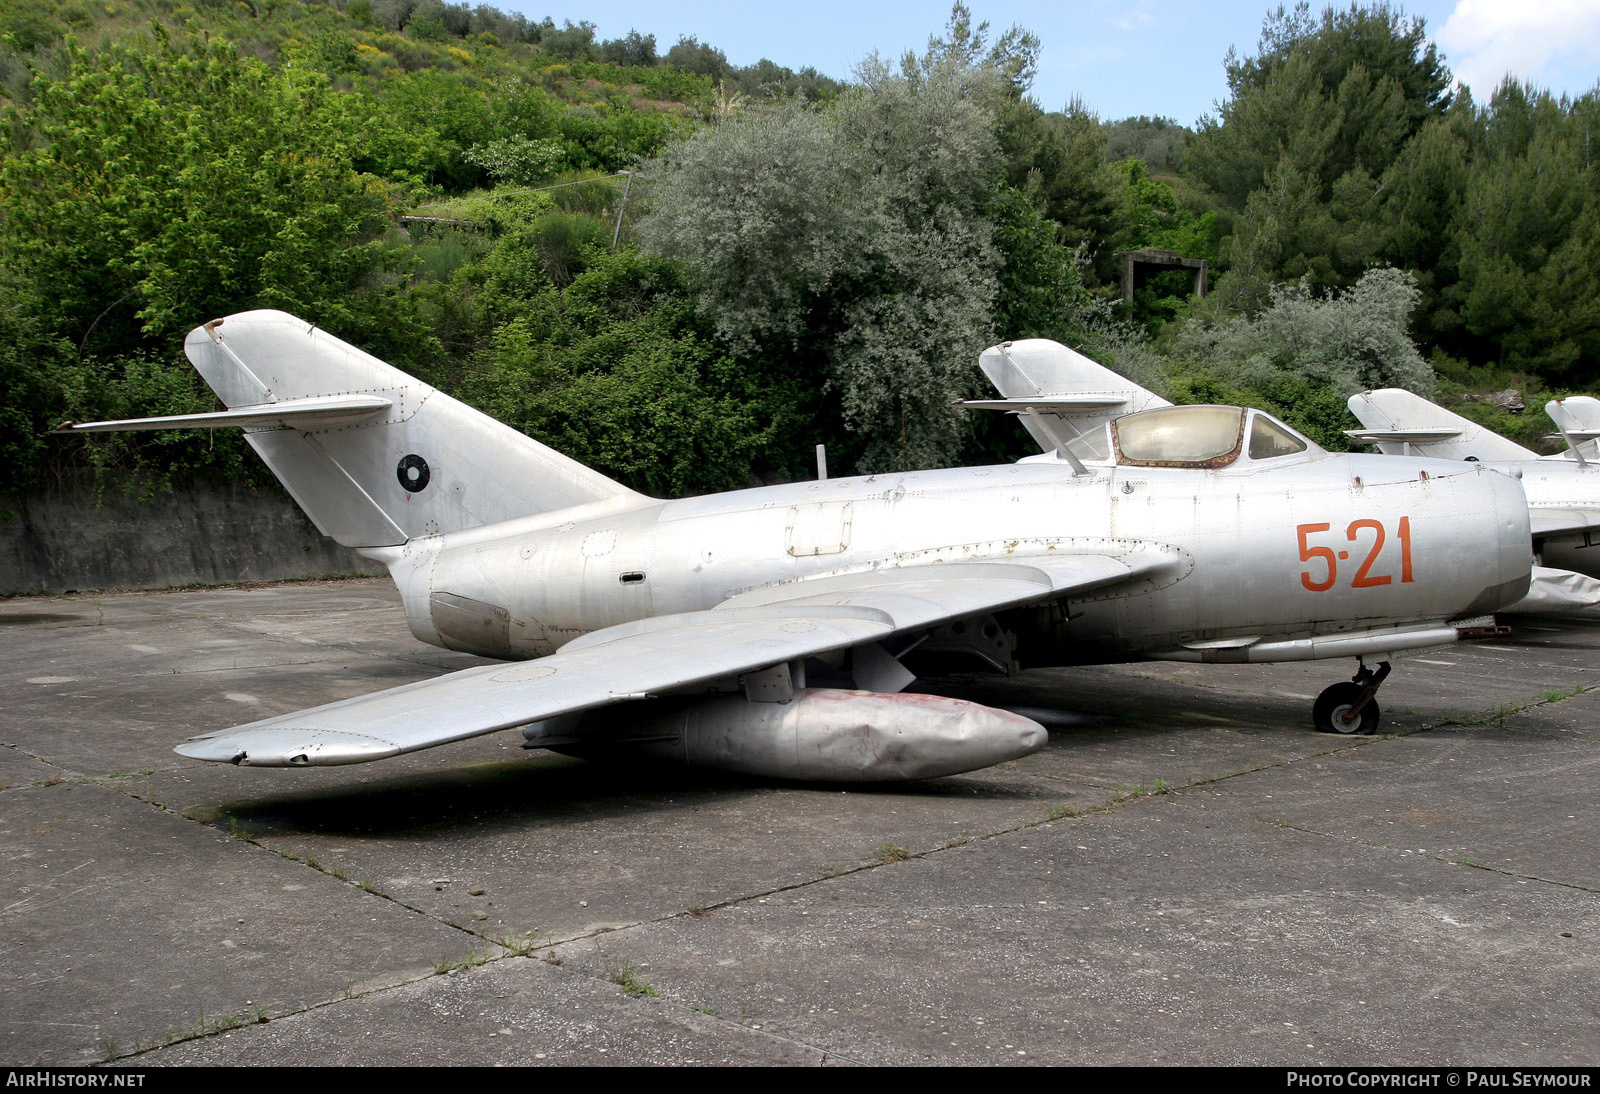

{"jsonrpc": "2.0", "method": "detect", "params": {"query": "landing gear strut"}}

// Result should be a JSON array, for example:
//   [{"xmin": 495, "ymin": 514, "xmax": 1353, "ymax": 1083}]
[{"xmin": 1312, "ymin": 660, "xmax": 1391, "ymax": 735}]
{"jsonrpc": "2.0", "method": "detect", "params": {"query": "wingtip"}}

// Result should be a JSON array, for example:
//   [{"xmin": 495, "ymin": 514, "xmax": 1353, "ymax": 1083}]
[{"xmin": 174, "ymin": 728, "xmax": 401, "ymax": 767}]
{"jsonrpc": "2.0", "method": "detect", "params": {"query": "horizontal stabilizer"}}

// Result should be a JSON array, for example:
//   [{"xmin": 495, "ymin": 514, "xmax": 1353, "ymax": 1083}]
[
  {"xmin": 959, "ymin": 395, "xmax": 1130, "ymax": 413},
  {"xmin": 55, "ymin": 394, "xmax": 393, "ymax": 434},
  {"xmin": 1343, "ymin": 427, "xmax": 1463, "ymax": 445}
]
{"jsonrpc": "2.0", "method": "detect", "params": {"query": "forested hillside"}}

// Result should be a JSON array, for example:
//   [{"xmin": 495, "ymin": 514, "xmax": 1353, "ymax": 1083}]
[{"xmin": 0, "ymin": 0, "xmax": 1594, "ymax": 499}]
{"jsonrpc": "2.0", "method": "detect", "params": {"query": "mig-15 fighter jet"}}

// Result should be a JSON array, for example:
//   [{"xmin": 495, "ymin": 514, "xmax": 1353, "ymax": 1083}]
[
  {"xmin": 58, "ymin": 313, "xmax": 1534, "ymax": 774},
  {"xmin": 1347, "ymin": 389, "xmax": 1600, "ymax": 590}
]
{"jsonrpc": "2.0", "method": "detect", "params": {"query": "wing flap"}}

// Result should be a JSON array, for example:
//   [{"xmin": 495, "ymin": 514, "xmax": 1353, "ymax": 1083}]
[{"xmin": 176, "ymin": 551, "xmax": 1171, "ymax": 767}]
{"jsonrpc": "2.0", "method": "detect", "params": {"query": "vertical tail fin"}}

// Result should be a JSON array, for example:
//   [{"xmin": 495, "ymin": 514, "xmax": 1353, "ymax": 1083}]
[
  {"xmin": 966, "ymin": 339, "xmax": 1170, "ymax": 456},
  {"xmin": 1346, "ymin": 389, "xmax": 1537, "ymax": 462},
  {"xmin": 1544, "ymin": 396, "xmax": 1600, "ymax": 463},
  {"xmin": 62, "ymin": 310, "xmax": 642, "ymax": 548},
  {"xmin": 185, "ymin": 311, "xmax": 642, "ymax": 546}
]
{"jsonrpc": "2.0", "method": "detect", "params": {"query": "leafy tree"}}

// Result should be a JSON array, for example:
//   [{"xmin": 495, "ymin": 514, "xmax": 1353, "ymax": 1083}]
[
  {"xmin": 536, "ymin": 19, "xmax": 595, "ymax": 61},
  {"xmin": 998, "ymin": 98, "xmax": 1118, "ymax": 278},
  {"xmin": 723, "ymin": 59, "xmax": 841, "ymax": 103},
  {"xmin": 1445, "ymin": 83, "xmax": 1600, "ymax": 379},
  {"xmin": 464, "ymin": 134, "xmax": 564, "ymax": 185},
  {"xmin": 1187, "ymin": 2, "xmax": 1454, "ymax": 294},
  {"xmin": 1166, "ymin": 266, "xmax": 1433, "ymax": 445},
  {"xmin": 598, "ymin": 30, "xmax": 656, "ymax": 69},
  {"xmin": 901, "ymin": 1, "xmax": 1039, "ymax": 95},
  {"xmin": 1190, "ymin": 1, "xmax": 1451, "ymax": 212},
  {"xmin": 637, "ymin": 74, "xmax": 1002, "ymax": 472},
  {"xmin": 1106, "ymin": 116, "xmax": 1189, "ymax": 173},
  {"xmin": 1, "ymin": 28, "xmax": 417, "ymax": 356},
  {"xmin": 464, "ymin": 250, "xmax": 805, "ymax": 495},
  {"xmin": 663, "ymin": 36, "xmax": 729, "ymax": 83}
]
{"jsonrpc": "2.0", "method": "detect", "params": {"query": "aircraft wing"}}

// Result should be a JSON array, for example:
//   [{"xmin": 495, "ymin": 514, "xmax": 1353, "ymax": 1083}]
[
  {"xmin": 1529, "ymin": 508, "xmax": 1600, "ymax": 538},
  {"xmin": 175, "ymin": 550, "xmax": 1174, "ymax": 767}
]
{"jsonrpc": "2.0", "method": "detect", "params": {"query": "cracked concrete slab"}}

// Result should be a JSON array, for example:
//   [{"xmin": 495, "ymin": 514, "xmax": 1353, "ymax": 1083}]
[
  {"xmin": 0, "ymin": 781, "xmax": 480, "ymax": 1065},
  {"xmin": 143, "ymin": 950, "xmax": 829, "ymax": 1066},
  {"xmin": 1180, "ymin": 728, "xmax": 1600, "ymax": 890},
  {"xmin": 541, "ymin": 796, "xmax": 1600, "ymax": 1065},
  {"xmin": 0, "ymin": 746, "xmax": 62, "ymax": 790},
  {"xmin": 133, "ymin": 747, "xmax": 1111, "ymax": 941},
  {"xmin": 0, "ymin": 584, "xmax": 485, "ymax": 776}
]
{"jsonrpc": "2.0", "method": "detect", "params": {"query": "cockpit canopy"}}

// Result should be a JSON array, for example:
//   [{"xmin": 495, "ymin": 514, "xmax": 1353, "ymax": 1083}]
[{"xmin": 1108, "ymin": 405, "xmax": 1314, "ymax": 469}]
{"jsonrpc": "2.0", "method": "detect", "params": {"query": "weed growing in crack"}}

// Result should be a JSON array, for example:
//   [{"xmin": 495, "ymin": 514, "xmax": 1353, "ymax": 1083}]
[
  {"xmin": 495, "ymin": 931, "xmax": 540, "ymax": 957},
  {"xmin": 606, "ymin": 962, "xmax": 658, "ymax": 997},
  {"xmin": 875, "ymin": 844, "xmax": 911, "ymax": 863},
  {"xmin": 435, "ymin": 948, "xmax": 492, "ymax": 975}
]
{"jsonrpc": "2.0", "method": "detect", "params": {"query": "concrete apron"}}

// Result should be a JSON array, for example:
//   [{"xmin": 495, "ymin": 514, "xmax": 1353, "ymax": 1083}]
[{"xmin": 2, "ymin": 580, "xmax": 1598, "ymax": 1065}]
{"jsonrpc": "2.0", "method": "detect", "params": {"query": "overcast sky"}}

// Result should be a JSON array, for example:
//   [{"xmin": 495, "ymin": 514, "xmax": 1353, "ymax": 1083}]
[{"xmin": 500, "ymin": 1, "xmax": 1600, "ymax": 123}]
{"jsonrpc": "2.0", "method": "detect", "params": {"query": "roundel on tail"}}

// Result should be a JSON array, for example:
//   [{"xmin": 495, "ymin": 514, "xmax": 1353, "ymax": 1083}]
[{"xmin": 397, "ymin": 454, "xmax": 431, "ymax": 492}]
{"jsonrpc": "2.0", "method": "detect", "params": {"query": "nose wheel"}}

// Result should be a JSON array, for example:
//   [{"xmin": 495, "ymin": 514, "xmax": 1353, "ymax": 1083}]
[{"xmin": 1312, "ymin": 660, "xmax": 1390, "ymax": 735}]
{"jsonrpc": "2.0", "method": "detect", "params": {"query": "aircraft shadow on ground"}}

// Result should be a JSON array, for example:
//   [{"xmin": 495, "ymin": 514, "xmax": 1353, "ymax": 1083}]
[
  {"xmin": 190, "ymin": 669, "xmax": 1317, "ymax": 839},
  {"xmin": 195, "ymin": 748, "xmax": 1053, "ymax": 840}
]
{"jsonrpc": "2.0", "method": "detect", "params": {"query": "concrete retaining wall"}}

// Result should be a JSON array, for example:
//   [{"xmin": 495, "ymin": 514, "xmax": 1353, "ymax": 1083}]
[{"xmin": 0, "ymin": 473, "xmax": 384, "ymax": 593}]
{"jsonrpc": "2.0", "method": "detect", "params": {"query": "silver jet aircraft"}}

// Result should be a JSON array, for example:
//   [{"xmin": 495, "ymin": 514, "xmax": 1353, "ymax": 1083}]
[
  {"xmin": 974, "ymin": 339, "xmax": 1600, "ymax": 619},
  {"xmin": 1347, "ymin": 389, "xmax": 1600, "ymax": 589},
  {"xmin": 59, "ymin": 312, "xmax": 1533, "ymax": 770}
]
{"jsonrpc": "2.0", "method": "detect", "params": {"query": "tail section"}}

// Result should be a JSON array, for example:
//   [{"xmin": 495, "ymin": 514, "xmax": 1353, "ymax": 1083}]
[
  {"xmin": 1346, "ymin": 389, "xmax": 1538, "ymax": 463},
  {"xmin": 966, "ymin": 339, "xmax": 1169, "ymax": 456},
  {"xmin": 1544, "ymin": 396, "xmax": 1600, "ymax": 463},
  {"xmin": 69, "ymin": 310, "xmax": 642, "ymax": 547}
]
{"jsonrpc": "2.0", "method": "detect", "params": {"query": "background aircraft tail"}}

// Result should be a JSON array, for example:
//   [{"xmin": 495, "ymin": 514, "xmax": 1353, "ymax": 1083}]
[
  {"xmin": 965, "ymin": 339, "xmax": 1169, "ymax": 456},
  {"xmin": 1346, "ymin": 389, "xmax": 1538, "ymax": 462},
  {"xmin": 1544, "ymin": 396, "xmax": 1600, "ymax": 462},
  {"xmin": 68, "ymin": 310, "xmax": 641, "ymax": 548}
]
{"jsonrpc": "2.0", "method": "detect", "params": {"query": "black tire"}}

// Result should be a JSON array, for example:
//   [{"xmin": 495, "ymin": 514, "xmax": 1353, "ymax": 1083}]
[{"xmin": 1313, "ymin": 682, "xmax": 1380, "ymax": 735}]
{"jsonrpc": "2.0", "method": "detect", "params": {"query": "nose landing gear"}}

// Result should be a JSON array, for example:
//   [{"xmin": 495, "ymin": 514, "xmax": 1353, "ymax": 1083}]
[{"xmin": 1312, "ymin": 660, "xmax": 1391, "ymax": 735}]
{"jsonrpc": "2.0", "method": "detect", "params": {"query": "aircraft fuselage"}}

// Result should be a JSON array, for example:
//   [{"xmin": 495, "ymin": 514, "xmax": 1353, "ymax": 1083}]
[
  {"xmin": 1492, "ymin": 458, "xmax": 1600, "ymax": 576},
  {"xmin": 367, "ymin": 450, "xmax": 1531, "ymax": 668}
]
